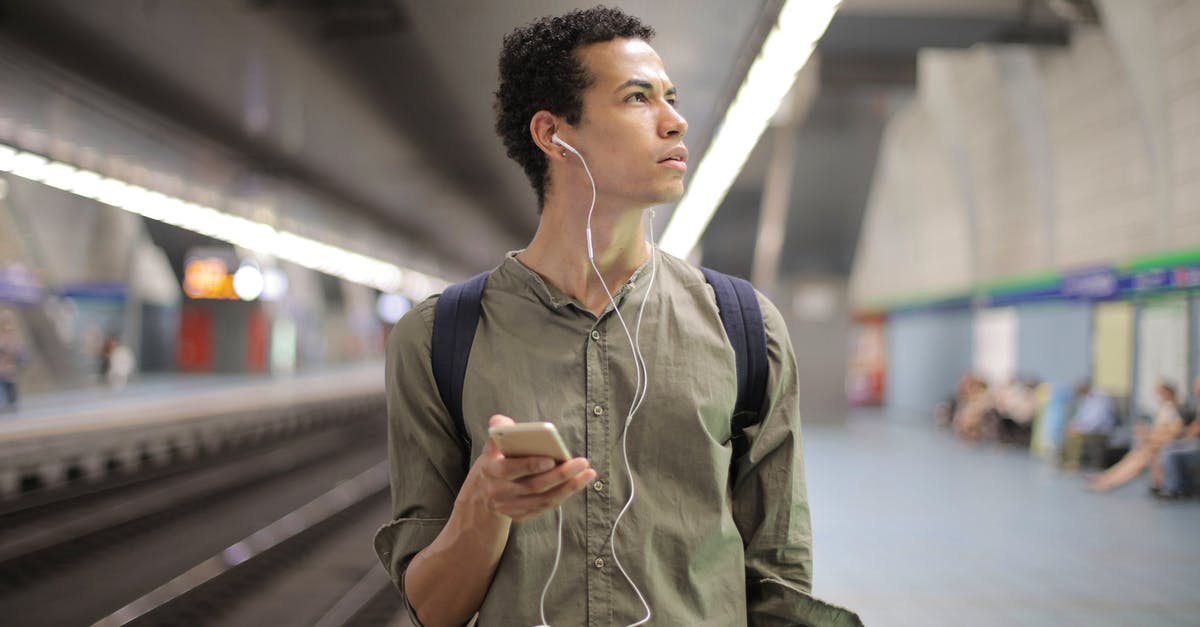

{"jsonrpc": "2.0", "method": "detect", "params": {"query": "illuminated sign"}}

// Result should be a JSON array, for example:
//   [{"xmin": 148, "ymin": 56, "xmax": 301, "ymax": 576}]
[{"xmin": 183, "ymin": 258, "xmax": 238, "ymax": 300}]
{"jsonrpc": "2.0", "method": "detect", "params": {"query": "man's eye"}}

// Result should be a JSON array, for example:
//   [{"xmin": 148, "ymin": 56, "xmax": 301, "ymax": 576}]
[{"xmin": 626, "ymin": 93, "xmax": 648, "ymax": 103}]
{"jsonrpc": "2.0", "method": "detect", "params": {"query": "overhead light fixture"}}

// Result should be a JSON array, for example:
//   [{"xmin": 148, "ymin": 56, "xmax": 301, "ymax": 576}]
[
  {"xmin": 659, "ymin": 0, "xmax": 841, "ymax": 258},
  {"xmin": 0, "ymin": 142, "xmax": 445, "ymax": 300}
]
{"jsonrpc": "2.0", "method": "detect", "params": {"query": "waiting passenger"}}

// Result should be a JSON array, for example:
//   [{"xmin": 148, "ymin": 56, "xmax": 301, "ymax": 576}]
[
  {"xmin": 953, "ymin": 376, "xmax": 993, "ymax": 442},
  {"xmin": 1088, "ymin": 381, "xmax": 1182, "ymax": 492},
  {"xmin": 996, "ymin": 376, "xmax": 1038, "ymax": 445},
  {"xmin": 1060, "ymin": 382, "xmax": 1117, "ymax": 471},
  {"xmin": 935, "ymin": 371, "xmax": 978, "ymax": 428},
  {"xmin": 1154, "ymin": 376, "xmax": 1200, "ymax": 500}
]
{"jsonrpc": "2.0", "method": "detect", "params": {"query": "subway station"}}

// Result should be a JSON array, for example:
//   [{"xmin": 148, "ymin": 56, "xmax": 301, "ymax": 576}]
[{"xmin": 0, "ymin": 1, "xmax": 1198, "ymax": 626}]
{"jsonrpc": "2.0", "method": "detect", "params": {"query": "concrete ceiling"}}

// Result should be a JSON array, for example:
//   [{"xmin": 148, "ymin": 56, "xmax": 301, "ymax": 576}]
[{"xmin": 0, "ymin": 0, "xmax": 1089, "ymax": 283}]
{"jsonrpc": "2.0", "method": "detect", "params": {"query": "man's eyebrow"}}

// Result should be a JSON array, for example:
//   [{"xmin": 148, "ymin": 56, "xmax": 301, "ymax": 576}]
[{"xmin": 615, "ymin": 79, "xmax": 677, "ymax": 96}]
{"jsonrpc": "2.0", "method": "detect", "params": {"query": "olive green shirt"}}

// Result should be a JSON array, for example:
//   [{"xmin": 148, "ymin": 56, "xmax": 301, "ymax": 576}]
[{"xmin": 376, "ymin": 249, "xmax": 826, "ymax": 626}]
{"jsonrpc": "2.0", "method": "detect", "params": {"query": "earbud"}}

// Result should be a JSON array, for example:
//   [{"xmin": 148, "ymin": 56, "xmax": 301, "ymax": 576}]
[{"xmin": 552, "ymin": 133, "xmax": 579, "ymax": 156}]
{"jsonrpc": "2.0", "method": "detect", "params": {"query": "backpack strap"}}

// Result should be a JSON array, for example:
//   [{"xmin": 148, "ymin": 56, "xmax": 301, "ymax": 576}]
[
  {"xmin": 431, "ymin": 271, "xmax": 489, "ymax": 462},
  {"xmin": 700, "ymin": 267, "xmax": 769, "ymax": 460}
]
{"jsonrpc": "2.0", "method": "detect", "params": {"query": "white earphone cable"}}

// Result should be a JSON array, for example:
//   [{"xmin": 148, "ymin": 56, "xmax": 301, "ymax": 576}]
[{"xmin": 558, "ymin": 141, "xmax": 654, "ymax": 626}]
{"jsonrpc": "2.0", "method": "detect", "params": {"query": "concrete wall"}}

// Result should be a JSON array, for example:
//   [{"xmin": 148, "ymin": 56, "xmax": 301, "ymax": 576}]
[
  {"xmin": 1014, "ymin": 302, "xmax": 1092, "ymax": 387},
  {"xmin": 885, "ymin": 310, "xmax": 973, "ymax": 416},
  {"xmin": 851, "ymin": 2, "xmax": 1200, "ymax": 306}
]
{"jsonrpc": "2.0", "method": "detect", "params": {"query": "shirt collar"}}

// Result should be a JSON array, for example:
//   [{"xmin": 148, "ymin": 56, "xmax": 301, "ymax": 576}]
[{"xmin": 496, "ymin": 248, "xmax": 657, "ymax": 317}]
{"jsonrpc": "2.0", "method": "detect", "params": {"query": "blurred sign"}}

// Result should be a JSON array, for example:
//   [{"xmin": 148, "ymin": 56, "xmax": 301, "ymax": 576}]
[
  {"xmin": 1062, "ymin": 266, "xmax": 1117, "ymax": 300},
  {"xmin": 1132, "ymin": 268, "xmax": 1170, "ymax": 292},
  {"xmin": 1174, "ymin": 266, "xmax": 1200, "ymax": 288},
  {"xmin": 183, "ymin": 257, "xmax": 238, "ymax": 300},
  {"xmin": 0, "ymin": 264, "xmax": 42, "ymax": 305}
]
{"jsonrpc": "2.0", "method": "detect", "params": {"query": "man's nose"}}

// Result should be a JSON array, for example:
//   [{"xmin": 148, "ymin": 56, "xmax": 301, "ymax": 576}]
[{"xmin": 660, "ymin": 103, "xmax": 688, "ymax": 138}]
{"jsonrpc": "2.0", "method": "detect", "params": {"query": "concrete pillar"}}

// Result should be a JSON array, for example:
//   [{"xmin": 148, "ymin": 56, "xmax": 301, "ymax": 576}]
[
  {"xmin": 994, "ymin": 47, "xmax": 1059, "ymax": 268},
  {"xmin": 1096, "ymin": 0, "xmax": 1173, "ymax": 248}
]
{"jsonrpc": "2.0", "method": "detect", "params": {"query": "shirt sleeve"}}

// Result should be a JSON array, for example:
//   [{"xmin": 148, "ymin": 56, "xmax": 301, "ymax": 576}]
[
  {"xmin": 372, "ymin": 296, "xmax": 470, "ymax": 619},
  {"xmin": 732, "ymin": 294, "xmax": 862, "ymax": 627}
]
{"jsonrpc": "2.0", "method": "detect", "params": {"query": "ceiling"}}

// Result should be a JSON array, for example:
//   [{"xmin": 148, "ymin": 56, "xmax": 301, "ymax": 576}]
[{"xmin": 0, "ymin": 0, "xmax": 1087, "ymax": 283}]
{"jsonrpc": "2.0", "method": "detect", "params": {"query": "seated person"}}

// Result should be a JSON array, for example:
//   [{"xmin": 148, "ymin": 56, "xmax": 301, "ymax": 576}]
[
  {"xmin": 996, "ymin": 377, "xmax": 1038, "ymax": 445},
  {"xmin": 1060, "ymin": 381, "xmax": 1117, "ymax": 471},
  {"xmin": 936, "ymin": 371, "xmax": 977, "ymax": 428},
  {"xmin": 1155, "ymin": 376, "xmax": 1200, "ymax": 499},
  {"xmin": 1089, "ymin": 381, "xmax": 1183, "ymax": 492},
  {"xmin": 953, "ymin": 376, "xmax": 993, "ymax": 442}
]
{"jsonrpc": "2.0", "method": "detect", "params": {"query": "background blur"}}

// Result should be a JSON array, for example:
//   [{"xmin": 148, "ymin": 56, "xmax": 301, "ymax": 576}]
[{"xmin": 0, "ymin": 1, "xmax": 1197, "ymax": 626}]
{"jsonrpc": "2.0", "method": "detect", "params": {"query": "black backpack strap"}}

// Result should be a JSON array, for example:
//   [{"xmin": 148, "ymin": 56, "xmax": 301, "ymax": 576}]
[
  {"xmin": 431, "ymin": 271, "xmax": 489, "ymax": 461},
  {"xmin": 700, "ymin": 267, "xmax": 769, "ymax": 460}
]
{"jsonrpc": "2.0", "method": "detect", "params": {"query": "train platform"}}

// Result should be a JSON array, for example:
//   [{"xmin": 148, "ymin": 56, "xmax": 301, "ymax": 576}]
[
  {"xmin": 0, "ymin": 361, "xmax": 383, "ymax": 433},
  {"xmin": 808, "ymin": 410, "xmax": 1200, "ymax": 627},
  {"xmin": 0, "ymin": 362, "xmax": 385, "ymax": 498}
]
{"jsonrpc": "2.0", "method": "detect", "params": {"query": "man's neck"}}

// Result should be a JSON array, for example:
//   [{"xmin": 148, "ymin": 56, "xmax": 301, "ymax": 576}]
[{"xmin": 517, "ymin": 196, "xmax": 652, "ymax": 316}]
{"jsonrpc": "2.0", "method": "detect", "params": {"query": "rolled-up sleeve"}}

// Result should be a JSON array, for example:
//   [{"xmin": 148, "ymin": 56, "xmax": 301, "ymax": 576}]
[{"xmin": 373, "ymin": 297, "xmax": 469, "ymax": 608}]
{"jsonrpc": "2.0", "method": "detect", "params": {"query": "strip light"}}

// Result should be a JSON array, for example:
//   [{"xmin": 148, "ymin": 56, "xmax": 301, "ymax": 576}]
[
  {"xmin": 659, "ymin": 0, "xmax": 841, "ymax": 258},
  {"xmin": 0, "ymin": 142, "xmax": 445, "ymax": 299}
]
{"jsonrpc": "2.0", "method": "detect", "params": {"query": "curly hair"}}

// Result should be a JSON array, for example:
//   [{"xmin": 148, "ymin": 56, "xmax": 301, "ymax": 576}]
[{"xmin": 494, "ymin": 6, "xmax": 655, "ymax": 210}]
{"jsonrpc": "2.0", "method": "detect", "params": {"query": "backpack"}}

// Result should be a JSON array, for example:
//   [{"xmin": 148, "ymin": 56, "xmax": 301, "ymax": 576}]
[{"xmin": 430, "ymin": 267, "xmax": 768, "ymax": 471}]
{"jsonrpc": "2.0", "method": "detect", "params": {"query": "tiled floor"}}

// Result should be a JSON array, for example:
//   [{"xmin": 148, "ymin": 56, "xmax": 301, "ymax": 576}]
[{"xmin": 806, "ymin": 409, "xmax": 1200, "ymax": 627}]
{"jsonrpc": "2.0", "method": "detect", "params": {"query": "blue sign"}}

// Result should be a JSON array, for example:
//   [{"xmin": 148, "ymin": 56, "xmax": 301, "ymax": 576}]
[
  {"xmin": 1062, "ymin": 266, "xmax": 1118, "ymax": 300},
  {"xmin": 1133, "ymin": 268, "xmax": 1171, "ymax": 291}
]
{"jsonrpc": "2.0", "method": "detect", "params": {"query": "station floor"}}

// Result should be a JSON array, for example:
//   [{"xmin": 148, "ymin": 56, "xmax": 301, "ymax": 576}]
[{"xmin": 807, "ymin": 410, "xmax": 1200, "ymax": 627}]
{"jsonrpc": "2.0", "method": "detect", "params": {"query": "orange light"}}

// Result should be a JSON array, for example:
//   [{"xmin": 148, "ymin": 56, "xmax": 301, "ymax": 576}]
[{"xmin": 183, "ymin": 258, "xmax": 238, "ymax": 300}]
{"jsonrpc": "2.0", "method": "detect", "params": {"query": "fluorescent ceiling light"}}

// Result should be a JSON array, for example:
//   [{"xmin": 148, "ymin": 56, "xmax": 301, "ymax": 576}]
[
  {"xmin": 0, "ymin": 141, "xmax": 445, "ymax": 300},
  {"xmin": 659, "ymin": 0, "xmax": 841, "ymax": 258}
]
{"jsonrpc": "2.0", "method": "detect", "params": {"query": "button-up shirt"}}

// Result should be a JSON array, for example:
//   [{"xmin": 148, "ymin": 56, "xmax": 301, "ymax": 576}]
[{"xmin": 375, "ymin": 249, "xmax": 817, "ymax": 626}]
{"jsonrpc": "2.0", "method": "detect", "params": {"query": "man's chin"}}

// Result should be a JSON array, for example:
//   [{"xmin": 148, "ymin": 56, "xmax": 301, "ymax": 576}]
[{"xmin": 655, "ymin": 183, "xmax": 686, "ymax": 205}]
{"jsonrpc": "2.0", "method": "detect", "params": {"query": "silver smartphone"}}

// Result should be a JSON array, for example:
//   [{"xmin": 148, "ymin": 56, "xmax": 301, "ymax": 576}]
[{"xmin": 487, "ymin": 422, "xmax": 571, "ymax": 462}]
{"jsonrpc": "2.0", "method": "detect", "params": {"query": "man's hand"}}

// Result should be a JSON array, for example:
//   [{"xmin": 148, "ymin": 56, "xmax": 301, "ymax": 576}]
[{"xmin": 465, "ymin": 415, "xmax": 596, "ymax": 522}]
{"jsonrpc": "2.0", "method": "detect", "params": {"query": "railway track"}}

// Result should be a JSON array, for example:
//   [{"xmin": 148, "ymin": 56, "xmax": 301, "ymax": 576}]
[{"xmin": 0, "ymin": 416, "xmax": 407, "ymax": 627}]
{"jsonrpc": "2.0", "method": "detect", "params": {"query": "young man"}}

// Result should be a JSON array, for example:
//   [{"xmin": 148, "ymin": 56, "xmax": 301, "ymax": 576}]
[{"xmin": 376, "ymin": 7, "xmax": 846, "ymax": 626}]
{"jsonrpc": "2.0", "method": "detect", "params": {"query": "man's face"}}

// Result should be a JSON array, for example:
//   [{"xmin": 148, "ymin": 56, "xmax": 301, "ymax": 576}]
[{"xmin": 567, "ymin": 38, "xmax": 689, "ymax": 208}]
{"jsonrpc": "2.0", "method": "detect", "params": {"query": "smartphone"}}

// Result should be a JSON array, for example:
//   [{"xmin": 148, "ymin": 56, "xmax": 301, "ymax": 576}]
[{"xmin": 488, "ymin": 422, "xmax": 571, "ymax": 463}]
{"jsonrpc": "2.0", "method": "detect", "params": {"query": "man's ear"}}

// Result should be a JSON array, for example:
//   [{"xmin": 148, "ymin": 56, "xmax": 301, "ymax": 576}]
[{"xmin": 530, "ymin": 111, "xmax": 568, "ymax": 160}]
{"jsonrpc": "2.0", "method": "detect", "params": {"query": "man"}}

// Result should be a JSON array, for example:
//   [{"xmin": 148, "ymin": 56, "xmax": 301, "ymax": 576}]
[
  {"xmin": 375, "ymin": 7, "xmax": 847, "ymax": 626},
  {"xmin": 1060, "ymin": 381, "xmax": 1117, "ymax": 471}
]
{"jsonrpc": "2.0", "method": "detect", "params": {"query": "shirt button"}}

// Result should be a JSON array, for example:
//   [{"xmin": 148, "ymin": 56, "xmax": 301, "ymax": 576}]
[
  {"xmin": 590, "ymin": 330, "xmax": 600, "ymax": 341},
  {"xmin": 593, "ymin": 405, "xmax": 604, "ymax": 416},
  {"xmin": 592, "ymin": 480, "xmax": 605, "ymax": 492},
  {"xmin": 594, "ymin": 556, "xmax": 606, "ymax": 569}
]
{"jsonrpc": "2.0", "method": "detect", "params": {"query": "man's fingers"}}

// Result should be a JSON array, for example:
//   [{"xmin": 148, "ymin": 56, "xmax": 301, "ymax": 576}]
[
  {"xmin": 487, "ymin": 455, "xmax": 563, "ymax": 481},
  {"xmin": 517, "ymin": 458, "xmax": 591, "ymax": 494},
  {"xmin": 488, "ymin": 414, "xmax": 515, "ymax": 429},
  {"xmin": 505, "ymin": 468, "xmax": 597, "ymax": 520}
]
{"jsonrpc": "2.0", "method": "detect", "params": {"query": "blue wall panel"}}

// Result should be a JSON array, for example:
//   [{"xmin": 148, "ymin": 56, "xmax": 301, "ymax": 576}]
[
  {"xmin": 1015, "ymin": 302, "xmax": 1092, "ymax": 387},
  {"xmin": 886, "ymin": 310, "xmax": 973, "ymax": 416}
]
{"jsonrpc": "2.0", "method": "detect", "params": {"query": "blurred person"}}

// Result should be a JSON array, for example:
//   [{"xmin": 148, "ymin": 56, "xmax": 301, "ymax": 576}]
[
  {"xmin": 372, "ymin": 7, "xmax": 856, "ymax": 627},
  {"xmin": 935, "ymin": 371, "xmax": 977, "ymax": 428},
  {"xmin": 101, "ymin": 334, "xmax": 135, "ymax": 390},
  {"xmin": 1059, "ymin": 381, "xmax": 1117, "ymax": 471},
  {"xmin": 0, "ymin": 310, "xmax": 29, "ymax": 412},
  {"xmin": 953, "ymin": 376, "xmax": 993, "ymax": 442},
  {"xmin": 995, "ymin": 376, "xmax": 1038, "ymax": 445},
  {"xmin": 1154, "ymin": 376, "xmax": 1200, "ymax": 499},
  {"xmin": 1089, "ymin": 381, "xmax": 1183, "ymax": 492}
]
